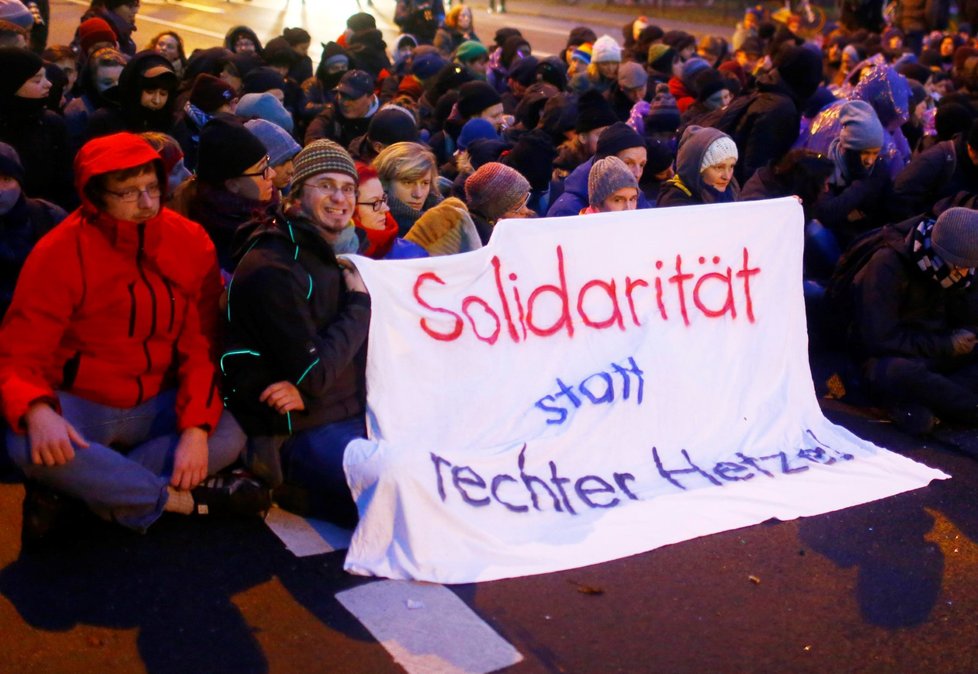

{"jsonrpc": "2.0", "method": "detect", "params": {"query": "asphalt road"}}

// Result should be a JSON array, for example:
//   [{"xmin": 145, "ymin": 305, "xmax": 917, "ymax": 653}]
[{"xmin": 3, "ymin": 400, "xmax": 978, "ymax": 673}]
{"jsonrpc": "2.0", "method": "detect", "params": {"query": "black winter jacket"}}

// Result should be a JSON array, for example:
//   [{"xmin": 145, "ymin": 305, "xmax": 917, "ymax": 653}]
[
  {"xmin": 850, "ymin": 218, "xmax": 978, "ymax": 360},
  {"xmin": 890, "ymin": 136, "xmax": 978, "ymax": 220},
  {"xmin": 222, "ymin": 212, "xmax": 371, "ymax": 436}
]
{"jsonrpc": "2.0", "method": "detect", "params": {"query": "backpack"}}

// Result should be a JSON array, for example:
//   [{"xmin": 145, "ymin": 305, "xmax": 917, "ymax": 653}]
[
  {"xmin": 822, "ymin": 225, "xmax": 890, "ymax": 347},
  {"xmin": 822, "ymin": 215, "xmax": 928, "ymax": 348},
  {"xmin": 691, "ymin": 91, "xmax": 761, "ymax": 147}
]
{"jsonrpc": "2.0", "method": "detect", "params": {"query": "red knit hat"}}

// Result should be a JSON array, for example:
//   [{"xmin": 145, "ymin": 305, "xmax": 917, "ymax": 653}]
[
  {"xmin": 77, "ymin": 18, "xmax": 118, "ymax": 55},
  {"xmin": 189, "ymin": 73, "xmax": 236, "ymax": 113}
]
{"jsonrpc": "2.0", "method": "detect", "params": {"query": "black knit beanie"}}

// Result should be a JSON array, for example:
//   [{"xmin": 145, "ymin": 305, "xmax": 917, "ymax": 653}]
[
  {"xmin": 242, "ymin": 66, "xmax": 286, "ymax": 95},
  {"xmin": 565, "ymin": 26, "xmax": 597, "ymax": 50},
  {"xmin": 775, "ymin": 44, "xmax": 823, "ymax": 104},
  {"xmin": 575, "ymin": 89, "xmax": 619, "ymax": 133},
  {"xmin": 196, "ymin": 118, "xmax": 268, "ymax": 185},
  {"xmin": 595, "ymin": 122, "xmax": 645, "ymax": 159},
  {"xmin": 458, "ymin": 80, "xmax": 502, "ymax": 119},
  {"xmin": 503, "ymin": 129, "xmax": 557, "ymax": 191},
  {"xmin": 283, "ymin": 27, "xmax": 311, "ymax": 46},
  {"xmin": 368, "ymin": 107, "xmax": 419, "ymax": 145},
  {"xmin": 0, "ymin": 47, "xmax": 43, "ymax": 98}
]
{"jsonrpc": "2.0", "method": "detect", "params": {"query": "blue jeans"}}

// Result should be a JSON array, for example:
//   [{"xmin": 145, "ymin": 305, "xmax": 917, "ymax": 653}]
[
  {"xmin": 7, "ymin": 390, "xmax": 245, "ymax": 531},
  {"xmin": 280, "ymin": 416, "xmax": 365, "ymax": 524}
]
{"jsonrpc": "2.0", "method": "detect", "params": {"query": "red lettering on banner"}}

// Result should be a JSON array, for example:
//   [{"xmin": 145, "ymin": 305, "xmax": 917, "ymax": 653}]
[
  {"xmin": 410, "ymin": 245, "xmax": 764, "ymax": 343},
  {"xmin": 577, "ymin": 279, "xmax": 624, "ymax": 331},
  {"xmin": 462, "ymin": 296, "xmax": 501, "ymax": 345},
  {"xmin": 737, "ymin": 247, "xmax": 761, "ymax": 323},
  {"xmin": 526, "ymin": 245, "xmax": 574, "ymax": 338},
  {"xmin": 492, "ymin": 256, "xmax": 521, "ymax": 343},
  {"xmin": 414, "ymin": 272, "xmax": 463, "ymax": 341}
]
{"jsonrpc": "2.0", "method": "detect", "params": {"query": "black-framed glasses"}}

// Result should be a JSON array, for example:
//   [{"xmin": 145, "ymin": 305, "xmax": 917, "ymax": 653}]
[
  {"xmin": 103, "ymin": 183, "xmax": 161, "ymax": 202},
  {"xmin": 356, "ymin": 194, "xmax": 388, "ymax": 212},
  {"xmin": 240, "ymin": 156, "xmax": 272, "ymax": 179}
]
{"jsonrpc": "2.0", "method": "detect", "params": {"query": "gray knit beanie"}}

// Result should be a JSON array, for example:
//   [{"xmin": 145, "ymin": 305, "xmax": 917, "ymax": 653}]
[
  {"xmin": 932, "ymin": 208, "xmax": 978, "ymax": 268},
  {"xmin": 838, "ymin": 100, "xmax": 884, "ymax": 151},
  {"xmin": 588, "ymin": 155, "xmax": 638, "ymax": 207},
  {"xmin": 464, "ymin": 162, "xmax": 530, "ymax": 221},
  {"xmin": 291, "ymin": 139, "xmax": 357, "ymax": 191}
]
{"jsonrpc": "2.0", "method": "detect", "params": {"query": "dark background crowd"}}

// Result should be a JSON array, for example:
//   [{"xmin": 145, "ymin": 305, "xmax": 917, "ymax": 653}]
[{"xmin": 5, "ymin": 0, "xmax": 978, "ymax": 477}]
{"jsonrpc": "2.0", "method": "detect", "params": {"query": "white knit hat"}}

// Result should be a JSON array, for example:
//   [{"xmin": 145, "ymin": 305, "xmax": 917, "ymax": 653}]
[
  {"xmin": 592, "ymin": 35, "xmax": 622, "ymax": 63},
  {"xmin": 699, "ymin": 136, "xmax": 739, "ymax": 172}
]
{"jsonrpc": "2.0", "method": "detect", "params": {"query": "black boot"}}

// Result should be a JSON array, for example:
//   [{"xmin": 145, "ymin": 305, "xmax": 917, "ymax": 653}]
[{"xmin": 21, "ymin": 482, "xmax": 72, "ymax": 551}]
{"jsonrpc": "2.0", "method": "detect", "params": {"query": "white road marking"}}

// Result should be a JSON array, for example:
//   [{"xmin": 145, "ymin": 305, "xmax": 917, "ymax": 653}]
[
  {"xmin": 336, "ymin": 580, "xmax": 523, "ymax": 674},
  {"xmin": 264, "ymin": 506, "xmax": 353, "ymax": 556}
]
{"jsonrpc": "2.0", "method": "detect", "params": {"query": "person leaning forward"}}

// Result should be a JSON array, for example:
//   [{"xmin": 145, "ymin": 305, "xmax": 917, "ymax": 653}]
[
  {"xmin": 0, "ymin": 133, "xmax": 268, "ymax": 545},
  {"xmin": 222, "ymin": 139, "xmax": 371, "ymax": 526}
]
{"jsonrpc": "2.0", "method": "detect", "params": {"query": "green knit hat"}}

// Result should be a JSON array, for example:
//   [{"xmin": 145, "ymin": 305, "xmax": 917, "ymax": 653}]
[
  {"xmin": 291, "ymin": 139, "xmax": 357, "ymax": 191},
  {"xmin": 456, "ymin": 40, "xmax": 489, "ymax": 64}
]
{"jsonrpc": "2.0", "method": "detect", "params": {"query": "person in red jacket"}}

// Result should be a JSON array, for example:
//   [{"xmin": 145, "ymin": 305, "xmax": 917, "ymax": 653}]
[{"xmin": 0, "ymin": 132, "xmax": 266, "ymax": 544}]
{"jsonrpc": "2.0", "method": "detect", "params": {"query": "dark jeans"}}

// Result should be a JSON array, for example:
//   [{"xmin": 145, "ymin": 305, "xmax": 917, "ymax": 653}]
[
  {"xmin": 279, "ymin": 416, "xmax": 365, "ymax": 525},
  {"xmin": 863, "ymin": 354, "xmax": 978, "ymax": 421}
]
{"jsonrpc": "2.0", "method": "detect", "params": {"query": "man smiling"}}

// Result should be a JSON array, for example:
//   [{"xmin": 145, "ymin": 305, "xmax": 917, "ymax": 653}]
[{"xmin": 222, "ymin": 139, "xmax": 371, "ymax": 525}]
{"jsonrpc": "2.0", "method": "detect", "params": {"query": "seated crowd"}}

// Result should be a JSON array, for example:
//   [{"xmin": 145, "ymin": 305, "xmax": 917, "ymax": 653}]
[{"xmin": 3, "ymin": 0, "xmax": 978, "ymax": 542}]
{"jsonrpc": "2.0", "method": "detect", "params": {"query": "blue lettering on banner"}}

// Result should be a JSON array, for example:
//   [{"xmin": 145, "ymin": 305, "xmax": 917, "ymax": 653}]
[
  {"xmin": 429, "ymin": 431, "xmax": 857, "ymax": 516},
  {"xmin": 534, "ymin": 356, "xmax": 645, "ymax": 425}
]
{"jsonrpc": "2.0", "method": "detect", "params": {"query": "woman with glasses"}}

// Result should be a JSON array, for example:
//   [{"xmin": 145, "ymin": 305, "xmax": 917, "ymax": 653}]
[
  {"xmin": 352, "ymin": 162, "xmax": 426, "ymax": 259},
  {"xmin": 373, "ymin": 141, "xmax": 442, "ymax": 236},
  {"xmin": 172, "ymin": 118, "xmax": 276, "ymax": 272}
]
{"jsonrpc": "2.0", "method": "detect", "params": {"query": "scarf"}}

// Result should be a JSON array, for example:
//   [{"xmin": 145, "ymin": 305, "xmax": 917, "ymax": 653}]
[
  {"xmin": 912, "ymin": 219, "xmax": 975, "ymax": 289},
  {"xmin": 183, "ymin": 101, "xmax": 212, "ymax": 142}
]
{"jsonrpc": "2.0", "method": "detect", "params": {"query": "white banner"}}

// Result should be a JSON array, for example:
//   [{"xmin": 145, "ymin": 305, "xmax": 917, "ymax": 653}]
[{"xmin": 342, "ymin": 198, "xmax": 948, "ymax": 584}]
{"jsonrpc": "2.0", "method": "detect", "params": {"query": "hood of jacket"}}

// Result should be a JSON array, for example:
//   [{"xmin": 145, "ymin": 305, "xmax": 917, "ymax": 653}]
[
  {"xmin": 225, "ymin": 26, "xmax": 263, "ymax": 55},
  {"xmin": 73, "ymin": 132, "xmax": 166, "ymax": 218},
  {"xmin": 674, "ymin": 125, "xmax": 740, "ymax": 204},
  {"xmin": 116, "ymin": 50, "xmax": 177, "ymax": 129}
]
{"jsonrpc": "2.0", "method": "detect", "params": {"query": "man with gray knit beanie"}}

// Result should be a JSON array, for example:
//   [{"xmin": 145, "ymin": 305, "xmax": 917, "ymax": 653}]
[
  {"xmin": 464, "ymin": 162, "xmax": 533, "ymax": 244},
  {"xmin": 847, "ymin": 206, "xmax": 978, "ymax": 435},
  {"xmin": 586, "ymin": 156, "xmax": 639, "ymax": 213},
  {"xmin": 220, "ymin": 138, "xmax": 371, "ymax": 525}
]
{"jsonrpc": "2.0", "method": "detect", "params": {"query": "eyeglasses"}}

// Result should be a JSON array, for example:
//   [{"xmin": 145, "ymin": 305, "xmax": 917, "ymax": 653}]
[
  {"xmin": 103, "ymin": 183, "xmax": 161, "ymax": 202},
  {"xmin": 356, "ymin": 194, "xmax": 388, "ymax": 211},
  {"xmin": 305, "ymin": 180, "xmax": 357, "ymax": 198},
  {"xmin": 241, "ymin": 156, "xmax": 272, "ymax": 179}
]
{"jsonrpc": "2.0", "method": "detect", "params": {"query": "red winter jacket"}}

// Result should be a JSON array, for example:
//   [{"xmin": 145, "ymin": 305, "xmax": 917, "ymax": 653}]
[{"xmin": 0, "ymin": 133, "xmax": 224, "ymax": 433}]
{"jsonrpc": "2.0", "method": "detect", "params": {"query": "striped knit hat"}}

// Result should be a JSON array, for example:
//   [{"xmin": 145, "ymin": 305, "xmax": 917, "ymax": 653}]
[
  {"xmin": 291, "ymin": 139, "xmax": 358, "ymax": 191},
  {"xmin": 465, "ymin": 162, "xmax": 530, "ymax": 222},
  {"xmin": 572, "ymin": 43, "xmax": 593, "ymax": 65}
]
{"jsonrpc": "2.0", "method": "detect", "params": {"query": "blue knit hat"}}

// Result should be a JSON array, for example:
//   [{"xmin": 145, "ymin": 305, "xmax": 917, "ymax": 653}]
[
  {"xmin": 236, "ymin": 92, "xmax": 295, "ymax": 133},
  {"xmin": 458, "ymin": 118, "xmax": 500, "ymax": 151},
  {"xmin": 681, "ymin": 57, "xmax": 710, "ymax": 88},
  {"xmin": 244, "ymin": 118, "xmax": 300, "ymax": 167}
]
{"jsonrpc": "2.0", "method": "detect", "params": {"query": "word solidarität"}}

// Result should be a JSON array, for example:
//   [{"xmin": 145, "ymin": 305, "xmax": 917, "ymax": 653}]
[{"xmin": 412, "ymin": 245, "xmax": 761, "ymax": 345}]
